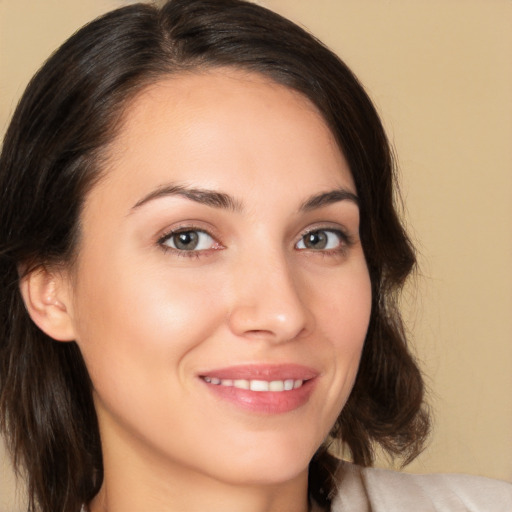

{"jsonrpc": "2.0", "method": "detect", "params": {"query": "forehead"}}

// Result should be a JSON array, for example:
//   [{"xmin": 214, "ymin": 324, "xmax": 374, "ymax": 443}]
[
  {"xmin": 91, "ymin": 68, "xmax": 354, "ymax": 212},
  {"xmin": 125, "ymin": 68, "xmax": 323, "ymax": 125}
]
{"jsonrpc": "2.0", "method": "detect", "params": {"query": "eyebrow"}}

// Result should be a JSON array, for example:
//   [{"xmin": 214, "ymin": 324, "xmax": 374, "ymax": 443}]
[
  {"xmin": 130, "ymin": 184, "xmax": 242, "ymax": 212},
  {"xmin": 130, "ymin": 183, "xmax": 358, "ymax": 214},
  {"xmin": 299, "ymin": 189, "xmax": 359, "ymax": 212}
]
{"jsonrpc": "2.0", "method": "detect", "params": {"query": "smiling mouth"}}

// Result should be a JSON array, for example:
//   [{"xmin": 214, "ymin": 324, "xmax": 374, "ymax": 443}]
[
  {"xmin": 201, "ymin": 376, "xmax": 305, "ymax": 392},
  {"xmin": 199, "ymin": 365, "xmax": 318, "ymax": 413}
]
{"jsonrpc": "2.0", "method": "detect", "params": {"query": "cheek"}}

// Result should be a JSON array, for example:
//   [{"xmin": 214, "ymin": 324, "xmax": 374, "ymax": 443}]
[
  {"xmin": 70, "ymin": 258, "xmax": 230, "ymax": 457},
  {"xmin": 314, "ymin": 260, "xmax": 372, "ymax": 344},
  {"xmin": 71, "ymin": 253, "xmax": 226, "ymax": 391},
  {"xmin": 311, "ymin": 261, "xmax": 372, "ymax": 397}
]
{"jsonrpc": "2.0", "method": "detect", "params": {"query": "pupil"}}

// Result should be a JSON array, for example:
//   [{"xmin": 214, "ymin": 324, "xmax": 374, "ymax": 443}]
[
  {"xmin": 306, "ymin": 231, "xmax": 327, "ymax": 249},
  {"xmin": 175, "ymin": 231, "xmax": 199, "ymax": 250}
]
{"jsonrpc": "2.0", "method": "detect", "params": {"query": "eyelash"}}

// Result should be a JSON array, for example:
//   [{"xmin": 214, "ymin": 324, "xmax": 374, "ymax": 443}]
[
  {"xmin": 157, "ymin": 227, "xmax": 222, "ymax": 258},
  {"xmin": 296, "ymin": 227, "xmax": 354, "ymax": 256},
  {"xmin": 157, "ymin": 226, "xmax": 354, "ymax": 258}
]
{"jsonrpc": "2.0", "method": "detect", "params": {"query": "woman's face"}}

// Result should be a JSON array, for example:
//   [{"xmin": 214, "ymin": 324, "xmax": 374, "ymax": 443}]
[{"xmin": 65, "ymin": 70, "xmax": 371, "ymax": 488}]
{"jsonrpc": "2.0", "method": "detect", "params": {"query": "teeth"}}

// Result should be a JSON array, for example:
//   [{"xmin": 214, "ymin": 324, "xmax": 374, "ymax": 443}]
[
  {"xmin": 250, "ymin": 380, "xmax": 269, "ymax": 391},
  {"xmin": 203, "ymin": 377, "xmax": 304, "ymax": 392},
  {"xmin": 234, "ymin": 379, "xmax": 250, "ymax": 390},
  {"xmin": 269, "ymin": 380, "xmax": 284, "ymax": 392}
]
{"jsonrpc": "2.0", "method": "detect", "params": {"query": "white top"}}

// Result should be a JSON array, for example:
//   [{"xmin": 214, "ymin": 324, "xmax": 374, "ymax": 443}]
[{"xmin": 315, "ymin": 462, "xmax": 512, "ymax": 512}]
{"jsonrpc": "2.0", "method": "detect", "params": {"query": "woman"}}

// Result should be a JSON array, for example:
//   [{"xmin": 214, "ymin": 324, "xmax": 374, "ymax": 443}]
[{"xmin": 0, "ymin": 1, "xmax": 510, "ymax": 511}]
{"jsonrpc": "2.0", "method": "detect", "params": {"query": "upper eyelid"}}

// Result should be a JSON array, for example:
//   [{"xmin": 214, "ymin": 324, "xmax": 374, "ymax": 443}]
[
  {"xmin": 298, "ymin": 227, "xmax": 347, "ymax": 239},
  {"xmin": 158, "ymin": 227, "xmax": 209, "ymax": 241},
  {"xmin": 297, "ymin": 224, "xmax": 352, "ymax": 240},
  {"xmin": 156, "ymin": 223, "xmax": 220, "ymax": 244}
]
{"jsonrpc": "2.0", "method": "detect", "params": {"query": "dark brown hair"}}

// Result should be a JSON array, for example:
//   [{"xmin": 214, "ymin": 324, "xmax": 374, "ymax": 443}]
[{"xmin": 0, "ymin": 1, "xmax": 429, "ymax": 511}]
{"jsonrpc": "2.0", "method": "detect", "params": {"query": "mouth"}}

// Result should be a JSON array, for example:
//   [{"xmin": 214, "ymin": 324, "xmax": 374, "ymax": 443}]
[{"xmin": 198, "ymin": 364, "xmax": 318, "ymax": 414}]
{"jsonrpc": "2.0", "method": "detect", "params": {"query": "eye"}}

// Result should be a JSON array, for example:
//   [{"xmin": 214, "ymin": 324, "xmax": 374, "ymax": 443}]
[
  {"xmin": 159, "ymin": 229, "xmax": 216, "ymax": 252},
  {"xmin": 296, "ymin": 229, "xmax": 346, "ymax": 251}
]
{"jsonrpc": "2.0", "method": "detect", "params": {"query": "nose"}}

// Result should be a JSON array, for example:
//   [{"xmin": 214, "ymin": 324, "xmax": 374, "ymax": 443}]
[{"xmin": 227, "ymin": 249, "xmax": 313, "ymax": 343}]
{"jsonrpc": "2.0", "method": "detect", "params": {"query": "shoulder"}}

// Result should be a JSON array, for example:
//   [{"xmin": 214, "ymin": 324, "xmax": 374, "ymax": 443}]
[{"xmin": 329, "ymin": 461, "xmax": 512, "ymax": 512}]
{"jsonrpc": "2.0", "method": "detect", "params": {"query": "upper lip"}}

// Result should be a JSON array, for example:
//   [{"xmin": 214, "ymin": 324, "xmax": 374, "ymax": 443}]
[{"xmin": 198, "ymin": 364, "xmax": 318, "ymax": 381}]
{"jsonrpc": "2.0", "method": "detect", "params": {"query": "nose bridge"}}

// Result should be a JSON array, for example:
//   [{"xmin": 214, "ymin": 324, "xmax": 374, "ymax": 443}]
[{"xmin": 227, "ymin": 244, "xmax": 312, "ymax": 342}]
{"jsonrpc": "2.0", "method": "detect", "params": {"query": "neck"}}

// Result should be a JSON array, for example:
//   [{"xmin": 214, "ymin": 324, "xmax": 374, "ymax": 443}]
[{"xmin": 91, "ymin": 479, "xmax": 309, "ymax": 512}]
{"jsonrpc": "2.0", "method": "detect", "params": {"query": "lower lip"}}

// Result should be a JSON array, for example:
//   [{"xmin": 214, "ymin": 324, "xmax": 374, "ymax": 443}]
[{"xmin": 201, "ymin": 379, "xmax": 316, "ymax": 414}]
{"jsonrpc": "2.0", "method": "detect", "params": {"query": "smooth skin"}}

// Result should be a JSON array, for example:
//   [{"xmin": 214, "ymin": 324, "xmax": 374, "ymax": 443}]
[{"xmin": 21, "ymin": 69, "xmax": 372, "ymax": 512}]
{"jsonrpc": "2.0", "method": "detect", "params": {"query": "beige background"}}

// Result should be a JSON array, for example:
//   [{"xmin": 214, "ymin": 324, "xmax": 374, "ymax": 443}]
[{"xmin": 1, "ymin": 0, "xmax": 511, "ymax": 509}]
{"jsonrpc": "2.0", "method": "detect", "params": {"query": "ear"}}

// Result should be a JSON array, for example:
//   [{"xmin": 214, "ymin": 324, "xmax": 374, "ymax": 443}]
[{"xmin": 19, "ymin": 266, "xmax": 76, "ymax": 342}]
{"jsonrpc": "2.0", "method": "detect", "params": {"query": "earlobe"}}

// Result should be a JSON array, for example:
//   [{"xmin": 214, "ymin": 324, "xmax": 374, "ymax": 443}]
[{"xmin": 19, "ymin": 266, "xmax": 76, "ymax": 342}]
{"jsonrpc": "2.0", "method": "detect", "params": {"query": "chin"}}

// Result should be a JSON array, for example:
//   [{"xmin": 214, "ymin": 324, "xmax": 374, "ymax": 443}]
[
  {"xmin": 200, "ymin": 434, "xmax": 318, "ymax": 487},
  {"xmin": 216, "ymin": 461, "xmax": 310, "ymax": 488}
]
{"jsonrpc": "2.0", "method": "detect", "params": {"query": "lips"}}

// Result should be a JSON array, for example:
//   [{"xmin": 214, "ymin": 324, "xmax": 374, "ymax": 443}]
[
  {"xmin": 199, "ymin": 363, "xmax": 317, "ymax": 380},
  {"xmin": 199, "ymin": 364, "xmax": 318, "ymax": 414}
]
